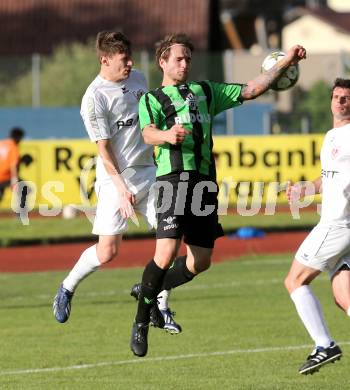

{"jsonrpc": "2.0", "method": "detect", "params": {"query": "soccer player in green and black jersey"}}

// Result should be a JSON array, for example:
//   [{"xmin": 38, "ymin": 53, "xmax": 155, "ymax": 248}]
[
  {"xmin": 130, "ymin": 33, "xmax": 306, "ymax": 357},
  {"xmin": 140, "ymin": 80, "xmax": 242, "ymax": 177}
]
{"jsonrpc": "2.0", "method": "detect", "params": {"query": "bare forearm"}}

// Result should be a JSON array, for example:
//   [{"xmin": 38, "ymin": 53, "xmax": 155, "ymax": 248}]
[
  {"xmin": 241, "ymin": 57, "xmax": 291, "ymax": 100},
  {"xmin": 96, "ymin": 140, "xmax": 127, "ymax": 189},
  {"xmin": 143, "ymin": 125, "xmax": 169, "ymax": 145},
  {"xmin": 313, "ymin": 177, "xmax": 322, "ymax": 194},
  {"xmin": 99, "ymin": 146, "xmax": 120, "ymax": 175}
]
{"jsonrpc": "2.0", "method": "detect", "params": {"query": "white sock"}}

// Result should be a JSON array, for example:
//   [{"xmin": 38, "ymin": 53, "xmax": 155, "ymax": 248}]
[
  {"xmin": 347, "ymin": 306, "xmax": 350, "ymax": 317},
  {"xmin": 290, "ymin": 285, "xmax": 333, "ymax": 348},
  {"xmin": 157, "ymin": 289, "xmax": 170, "ymax": 311},
  {"xmin": 62, "ymin": 245, "xmax": 101, "ymax": 293}
]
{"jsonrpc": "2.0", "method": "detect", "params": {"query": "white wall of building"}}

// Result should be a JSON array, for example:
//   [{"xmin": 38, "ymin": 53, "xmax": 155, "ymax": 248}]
[
  {"xmin": 282, "ymin": 15, "xmax": 350, "ymax": 53},
  {"xmin": 328, "ymin": 0, "xmax": 350, "ymax": 12}
]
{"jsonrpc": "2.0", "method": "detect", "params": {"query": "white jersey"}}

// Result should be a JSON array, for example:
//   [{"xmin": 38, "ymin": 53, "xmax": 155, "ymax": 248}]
[
  {"xmin": 80, "ymin": 69, "xmax": 154, "ymax": 181},
  {"xmin": 319, "ymin": 123, "xmax": 350, "ymax": 227}
]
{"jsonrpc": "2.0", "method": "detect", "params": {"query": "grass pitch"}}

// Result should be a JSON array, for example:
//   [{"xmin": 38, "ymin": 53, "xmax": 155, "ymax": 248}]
[{"xmin": 0, "ymin": 254, "xmax": 349, "ymax": 389}]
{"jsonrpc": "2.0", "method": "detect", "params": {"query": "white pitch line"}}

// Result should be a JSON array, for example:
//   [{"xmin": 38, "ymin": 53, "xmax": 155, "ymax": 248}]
[{"xmin": 1, "ymin": 341, "xmax": 350, "ymax": 377}]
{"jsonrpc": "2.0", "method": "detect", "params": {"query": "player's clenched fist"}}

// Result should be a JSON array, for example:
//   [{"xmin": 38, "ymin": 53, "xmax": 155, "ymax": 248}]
[
  {"xmin": 285, "ymin": 45, "xmax": 306, "ymax": 65},
  {"xmin": 166, "ymin": 124, "xmax": 191, "ymax": 145}
]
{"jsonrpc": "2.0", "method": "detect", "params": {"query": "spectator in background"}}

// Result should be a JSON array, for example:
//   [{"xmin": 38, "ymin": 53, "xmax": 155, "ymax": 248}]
[{"xmin": 0, "ymin": 127, "xmax": 25, "ymax": 204}]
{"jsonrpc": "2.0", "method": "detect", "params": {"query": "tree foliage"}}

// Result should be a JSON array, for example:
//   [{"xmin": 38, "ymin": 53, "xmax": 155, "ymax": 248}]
[
  {"xmin": 0, "ymin": 40, "xmax": 99, "ymax": 106},
  {"xmin": 0, "ymin": 40, "xmax": 163, "ymax": 107},
  {"xmin": 292, "ymin": 80, "xmax": 332, "ymax": 133}
]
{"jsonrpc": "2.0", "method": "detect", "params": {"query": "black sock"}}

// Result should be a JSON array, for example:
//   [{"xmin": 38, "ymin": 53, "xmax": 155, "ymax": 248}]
[
  {"xmin": 161, "ymin": 256, "xmax": 195, "ymax": 290},
  {"xmin": 135, "ymin": 259, "xmax": 166, "ymax": 323}
]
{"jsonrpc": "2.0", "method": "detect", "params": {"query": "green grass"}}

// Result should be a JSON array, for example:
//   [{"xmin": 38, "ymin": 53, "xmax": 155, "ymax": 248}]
[
  {"xmin": 219, "ymin": 211, "xmax": 319, "ymax": 231},
  {"xmin": 0, "ymin": 254, "xmax": 349, "ymax": 389},
  {"xmin": 0, "ymin": 211, "xmax": 320, "ymax": 246}
]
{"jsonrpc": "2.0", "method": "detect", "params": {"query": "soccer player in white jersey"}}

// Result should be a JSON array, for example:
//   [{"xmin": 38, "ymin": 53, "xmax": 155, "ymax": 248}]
[
  {"xmin": 52, "ymin": 31, "xmax": 159, "ymax": 324},
  {"xmin": 285, "ymin": 78, "xmax": 350, "ymax": 375}
]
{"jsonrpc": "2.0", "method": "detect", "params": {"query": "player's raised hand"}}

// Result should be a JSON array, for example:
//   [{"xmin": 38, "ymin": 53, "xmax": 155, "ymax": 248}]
[
  {"xmin": 166, "ymin": 124, "xmax": 191, "ymax": 145},
  {"xmin": 285, "ymin": 45, "xmax": 306, "ymax": 65}
]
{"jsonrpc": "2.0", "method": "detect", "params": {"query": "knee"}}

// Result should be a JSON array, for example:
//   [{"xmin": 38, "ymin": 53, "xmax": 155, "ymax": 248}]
[
  {"xmin": 284, "ymin": 275, "xmax": 292, "ymax": 293},
  {"xmin": 284, "ymin": 274, "xmax": 303, "ymax": 295},
  {"xmin": 154, "ymin": 250, "xmax": 177, "ymax": 269},
  {"xmin": 333, "ymin": 296, "xmax": 343, "ymax": 310},
  {"xmin": 193, "ymin": 256, "xmax": 211, "ymax": 274},
  {"xmin": 333, "ymin": 295, "xmax": 348, "ymax": 313},
  {"xmin": 97, "ymin": 245, "xmax": 118, "ymax": 264}
]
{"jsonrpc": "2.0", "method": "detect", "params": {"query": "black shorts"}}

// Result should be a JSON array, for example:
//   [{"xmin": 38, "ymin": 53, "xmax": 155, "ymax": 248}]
[{"xmin": 155, "ymin": 172, "xmax": 223, "ymax": 248}]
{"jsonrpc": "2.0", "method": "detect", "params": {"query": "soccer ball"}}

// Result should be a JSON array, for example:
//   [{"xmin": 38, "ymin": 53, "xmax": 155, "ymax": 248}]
[{"xmin": 261, "ymin": 51, "xmax": 299, "ymax": 91}]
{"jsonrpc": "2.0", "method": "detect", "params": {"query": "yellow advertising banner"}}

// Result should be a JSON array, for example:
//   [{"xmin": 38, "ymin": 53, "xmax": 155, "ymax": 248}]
[
  {"xmin": 214, "ymin": 134, "xmax": 323, "ymax": 205},
  {"xmin": 0, "ymin": 139, "xmax": 97, "ymax": 210},
  {"xmin": 0, "ymin": 135, "xmax": 324, "ymax": 210}
]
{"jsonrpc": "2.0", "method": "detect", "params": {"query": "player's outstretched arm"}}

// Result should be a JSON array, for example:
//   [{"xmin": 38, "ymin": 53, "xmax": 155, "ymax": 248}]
[{"xmin": 241, "ymin": 45, "xmax": 306, "ymax": 101}]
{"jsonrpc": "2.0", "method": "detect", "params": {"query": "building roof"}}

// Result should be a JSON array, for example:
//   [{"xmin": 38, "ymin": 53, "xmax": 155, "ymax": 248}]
[
  {"xmin": 286, "ymin": 6, "xmax": 350, "ymax": 34},
  {"xmin": 0, "ymin": 0, "xmax": 211, "ymax": 55}
]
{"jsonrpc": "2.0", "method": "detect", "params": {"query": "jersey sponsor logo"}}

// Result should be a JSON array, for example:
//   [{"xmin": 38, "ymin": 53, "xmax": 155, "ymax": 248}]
[
  {"xmin": 174, "ymin": 112, "xmax": 211, "ymax": 125},
  {"xmin": 116, "ymin": 118, "xmax": 134, "ymax": 129},
  {"xmin": 185, "ymin": 93, "xmax": 198, "ymax": 109},
  {"xmin": 163, "ymin": 216, "xmax": 179, "ymax": 231},
  {"xmin": 321, "ymin": 169, "xmax": 339, "ymax": 178},
  {"xmin": 172, "ymin": 95, "xmax": 206, "ymax": 108}
]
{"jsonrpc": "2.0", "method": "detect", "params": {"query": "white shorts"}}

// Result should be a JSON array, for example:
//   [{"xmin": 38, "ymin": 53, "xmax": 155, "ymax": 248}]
[
  {"xmin": 295, "ymin": 223, "xmax": 350, "ymax": 279},
  {"xmin": 92, "ymin": 165, "xmax": 156, "ymax": 235}
]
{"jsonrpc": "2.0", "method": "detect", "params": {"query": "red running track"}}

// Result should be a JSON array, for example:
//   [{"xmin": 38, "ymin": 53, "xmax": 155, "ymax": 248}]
[{"xmin": 0, "ymin": 232, "xmax": 309, "ymax": 273}]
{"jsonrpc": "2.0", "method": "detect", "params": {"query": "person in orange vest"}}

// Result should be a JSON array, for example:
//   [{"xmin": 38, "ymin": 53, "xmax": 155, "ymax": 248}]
[{"xmin": 0, "ymin": 127, "xmax": 25, "ymax": 203}]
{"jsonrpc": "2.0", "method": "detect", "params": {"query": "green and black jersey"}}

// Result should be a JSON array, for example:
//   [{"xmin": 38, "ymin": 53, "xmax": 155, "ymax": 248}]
[{"xmin": 139, "ymin": 80, "xmax": 243, "ymax": 177}]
